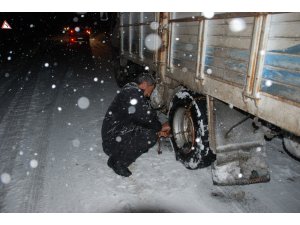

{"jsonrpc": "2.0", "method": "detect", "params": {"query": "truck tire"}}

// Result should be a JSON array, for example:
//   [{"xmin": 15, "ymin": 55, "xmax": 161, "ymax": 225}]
[
  {"xmin": 283, "ymin": 135, "xmax": 300, "ymax": 160},
  {"xmin": 168, "ymin": 89, "xmax": 216, "ymax": 169}
]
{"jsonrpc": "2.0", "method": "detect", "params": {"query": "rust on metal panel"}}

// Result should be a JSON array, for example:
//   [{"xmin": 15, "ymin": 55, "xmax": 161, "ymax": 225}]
[
  {"xmin": 252, "ymin": 14, "xmax": 272, "ymax": 99},
  {"xmin": 207, "ymin": 96, "xmax": 217, "ymax": 153},
  {"xmin": 195, "ymin": 20, "xmax": 204, "ymax": 81},
  {"xmin": 244, "ymin": 15, "xmax": 264, "ymax": 98},
  {"xmin": 158, "ymin": 12, "xmax": 169, "ymax": 83},
  {"xmin": 167, "ymin": 13, "xmax": 173, "ymax": 71}
]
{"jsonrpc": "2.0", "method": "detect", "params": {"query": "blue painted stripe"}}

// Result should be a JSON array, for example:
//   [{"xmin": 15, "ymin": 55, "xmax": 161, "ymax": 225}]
[
  {"xmin": 270, "ymin": 44, "xmax": 300, "ymax": 55},
  {"xmin": 206, "ymin": 46, "xmax": 250, "ymax": 61},
  {"xmin": 262, "ymin": 67, "xmax": 300, "ymax": 88},
  {"xmin": 264, "ymin": 53, "xmax": 300, "ymax": 71},
  {"xmin": 205, "ymin": 56, "xmax": 248, "ymax": 74},
  {"xmin": 261, "ymin": 81, "xmax": 300, "ymax": 103},
  {"xmin": 205, "ymin": 55, "xmax": 213, "ymax": 65}
]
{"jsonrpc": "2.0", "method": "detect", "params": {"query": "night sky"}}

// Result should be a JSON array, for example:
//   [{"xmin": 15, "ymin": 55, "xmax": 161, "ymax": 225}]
[{"xmin": 0, "ymin": 12, "xmax": 117, "ymax": 41}]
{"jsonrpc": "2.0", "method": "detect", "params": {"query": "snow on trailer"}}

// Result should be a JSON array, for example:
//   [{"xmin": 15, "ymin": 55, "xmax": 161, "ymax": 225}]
[{"xmin": 117, "ymin": 12, "xmax": 300, "ymax": 186}]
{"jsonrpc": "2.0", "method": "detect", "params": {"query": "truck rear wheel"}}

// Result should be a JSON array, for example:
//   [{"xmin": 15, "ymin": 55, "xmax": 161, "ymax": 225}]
[
  {"xmin": 283, "ymin": 135, "xmax": 300, "ymax": 160},
  {"xmin": 168, "ymin": 89, "xmax": 215, "ymax": 169}
]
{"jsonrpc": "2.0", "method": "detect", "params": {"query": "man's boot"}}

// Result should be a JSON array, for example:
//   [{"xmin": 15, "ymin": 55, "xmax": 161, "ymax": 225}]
[{"xmin": 107, "ymin": 157, "xmax": 132, "ymax": 177}]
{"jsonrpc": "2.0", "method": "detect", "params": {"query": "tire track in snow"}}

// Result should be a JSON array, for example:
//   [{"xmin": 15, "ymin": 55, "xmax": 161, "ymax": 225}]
[{"xmin": 0, "ymin": 43, "xmax": 68, "ymax": 212}]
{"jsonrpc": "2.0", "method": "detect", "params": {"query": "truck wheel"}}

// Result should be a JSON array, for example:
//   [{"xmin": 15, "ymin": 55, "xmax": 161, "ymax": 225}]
[
  {"xmin": 283, "ymin": 135, "xmax": 300, "ymax": 160},
  {"xmin": 168, "ymin": 89, "xmax": 216, "ymax": 169}
]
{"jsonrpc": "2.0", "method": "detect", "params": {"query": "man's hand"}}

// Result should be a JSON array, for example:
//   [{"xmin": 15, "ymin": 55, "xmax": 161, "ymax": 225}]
[
  {"xmin": 161, "ymin": 122, "xmax": 171, "ymax": 132},
  {"xmin": 158, "ymin": 131, "xmax": 169, "ymax": 138},
  {"xmin": 158, "ymin": 122, "xmax": 171, "ymax": 137}
]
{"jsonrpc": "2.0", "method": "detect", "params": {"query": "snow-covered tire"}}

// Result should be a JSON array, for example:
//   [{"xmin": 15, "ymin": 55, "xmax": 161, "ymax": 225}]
[
  {"xmin": 283, "ymin": 135, "xmax": 300, "ymax": 160},
  {"xmin": 168, "ymin": 89, "xmax": 216, "ymax": 169}
]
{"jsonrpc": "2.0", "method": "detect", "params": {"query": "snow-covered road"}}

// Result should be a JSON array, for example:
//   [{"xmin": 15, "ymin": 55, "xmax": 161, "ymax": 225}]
[{"xmin": 1, "ymin": 38, "xmax": 300, "ymax": 212}]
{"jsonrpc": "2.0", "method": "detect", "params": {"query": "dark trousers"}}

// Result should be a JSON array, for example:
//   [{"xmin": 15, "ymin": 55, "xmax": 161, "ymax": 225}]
[{"xmin": 102, "ymin": 126, "xmax": 157, "ymax": 167}]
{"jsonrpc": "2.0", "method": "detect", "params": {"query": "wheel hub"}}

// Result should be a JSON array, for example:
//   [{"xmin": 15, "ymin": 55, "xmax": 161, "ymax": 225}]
[{"xmin": 173, "ymin": 107, "xmax": 195, "ymax": 154}]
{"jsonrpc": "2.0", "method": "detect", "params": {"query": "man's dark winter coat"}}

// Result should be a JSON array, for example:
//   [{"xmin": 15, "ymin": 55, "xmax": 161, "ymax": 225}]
[{"xmin": 101, "ymin": 82, "xmax": 162, "ymax": 167}]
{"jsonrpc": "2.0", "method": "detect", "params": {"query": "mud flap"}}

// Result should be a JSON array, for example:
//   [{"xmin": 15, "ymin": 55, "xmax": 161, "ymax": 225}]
[
  {"xmin": 211, "ymin": 141, "xmax": 270, "ymax": 185},
  {"xmin": 211, "ymin": 100, "xmax": 270, "ymax": 186}
]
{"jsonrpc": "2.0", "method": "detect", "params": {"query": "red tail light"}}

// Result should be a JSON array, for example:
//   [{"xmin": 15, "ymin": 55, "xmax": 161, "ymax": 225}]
[
  {"xmin": 70, "ymin": 29, "xmax": 74, "ymax": 34},
  {"xmin": 70, "ymin": 38, "xmax": 75, "ymax": 43},
  {"xmin": 86, "ymin": 29, "xmax": 91, "ymax": 35}
]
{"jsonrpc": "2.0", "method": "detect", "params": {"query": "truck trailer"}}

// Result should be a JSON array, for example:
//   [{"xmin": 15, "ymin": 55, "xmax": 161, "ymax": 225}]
[{"xmin": 114, "ymin": 12, "xmax": 300, "ymax": 185}]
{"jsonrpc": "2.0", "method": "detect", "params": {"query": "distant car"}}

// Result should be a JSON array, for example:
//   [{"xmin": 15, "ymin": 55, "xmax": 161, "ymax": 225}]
[{"xmin": 67, "ymin": 26, "xmax": 91, "ymax": 44}]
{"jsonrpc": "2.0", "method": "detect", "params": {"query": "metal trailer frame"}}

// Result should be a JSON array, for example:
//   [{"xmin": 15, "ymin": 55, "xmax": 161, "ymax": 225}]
[{"xmin": 119, "ymin": 12, "xmax": 300, "ymax": 138}]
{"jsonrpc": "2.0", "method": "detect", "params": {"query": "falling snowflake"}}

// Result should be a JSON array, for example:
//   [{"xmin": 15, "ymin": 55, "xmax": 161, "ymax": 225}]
[
  {"xmin": 44, "ymin": 62, "xmax": 49, "ymax": 67},
  {"xmin": 195, "ymin": 138, "xmax": 200, "ymax": 143},
  {"xmin": 100, "ymin": 80, "xmax": 104, "ymax": 84},
  {"xmin": 175, "ymin": 37, "xmax": 180, "ymax": 41},
  {"xmin": 52, "ymin": 84, "xmax": 56, "ymax": 89},
  {"xmin": 260, "ymin": 50, "xmax": 266, "ymax": 56},
  {"xmin": 128, "ymin": 106, "xmax": 136, "ymax": 114},
  {"xmin": 145, "ymin": 34, "xmax": 162, "ymax": 51},
  {"xmin": 202, "ymin": 12, "xmax": 215, "ymax": 19},
  {"xmin": 72, "ymin": 139, "xmax": 80, "ymax": 147},
  {"xmin": 145, "ymin": 66, "xmax": 149, "ymax": 71},
  {"xmin": 238, "ymin": 173, "xmax": 243, "ymax": 178},
  {"xmin": 75, "ymin": 27, "xmax": 80, "ymax": 32},
  {"xmin": 206, "ymin": 68, "xmax": 212, "ymax": 74},
  {"xmin": 150, "ymin": 22, "xmax": 159, "ymax": 30},
  {"xmin": 265, "ymin": 80, "xmax": 272, "ymax": 87},
  {"xmin": 130, "ymin": 98, "xmax": 138, "ymax": 105},
  {"xmin": 78, "ymin": 97, "xmax": 90, "ymax": 109},
  {"xmin": 185, "ymin": 44, "xmax": 193, "ymax": 51},
  {"xmin": 229, "ymin": 18, "xmax": 246, "ymax": 32},
  {"xmin": 30, "ymin": 159, "xmax": 38, "ymax": 168},
  {"xmin": 94, "ymin": 77, "xmax": 98, "ymax": 82},
  {"xmin": 116, "ymin": 136, "xmax": 122, "ymax": 142},
  {"xmin": 108, "ymin": 111, "xmax": 112, "ymax": 115},
  {"xmin": 100, "ymin": 98, "xmax": 104, "ymax": 102},
  {"xmin": 256, "ymin": 147, "xmax": 262, "ymax": 152},
  {"xmin": 229, "ymin": 104, "xmax": 234, "ymax": 109},
  {"xmin": 73, "ymin": 17, "xmax": 79, "ymax": 22},
  {"xmin": 7, "ymin": 56, "xmax": 12, "ymax": 61},
  {"xmin": 5, "ymin": 73, "xmax": 9, "ymax": 78},
  {"xmin": 30, "ymin": 24, "xmax": 34, "ymax": 28},
  {"xmin": 1, "ymin": 173, "xmax": 11, "ymax": 184},
  {"xmin": 116, "ymin": 90, "xmax": 120, "ymax": 94},
  {"xmin": 57, "ymin": 107, "xmax": 62, "ymax": 111},
  {"xmin": 19, "ymin": 151, "xmax": 24, "ymax": 155}
]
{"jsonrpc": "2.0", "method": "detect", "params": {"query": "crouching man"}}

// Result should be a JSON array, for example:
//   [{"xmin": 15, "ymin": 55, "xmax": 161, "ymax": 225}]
[{"xmin": 101, "ymin": 73, "xmax": 170, "ymax": 177}]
